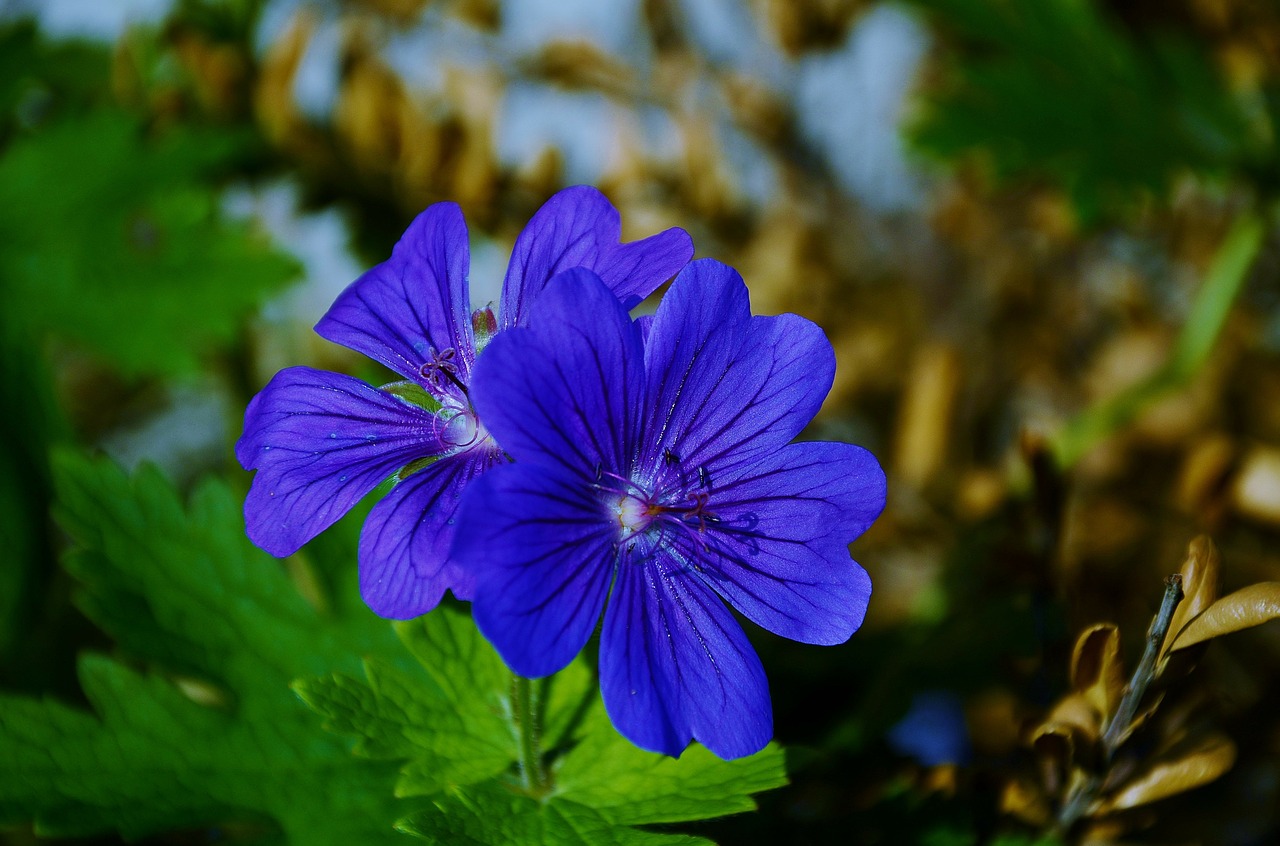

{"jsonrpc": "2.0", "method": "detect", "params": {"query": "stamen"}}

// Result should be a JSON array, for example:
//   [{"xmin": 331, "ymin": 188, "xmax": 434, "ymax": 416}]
[
  {"xmin": 592, "ymin": 465, "xmax": 650, "ymax": 499},
  {"xmin": 418, "ymin": 346, "xmax": 469, "ymax": 397},
  {"xmin": 592, "ymin": 466, "xmax": 724, "ymax": 557}
]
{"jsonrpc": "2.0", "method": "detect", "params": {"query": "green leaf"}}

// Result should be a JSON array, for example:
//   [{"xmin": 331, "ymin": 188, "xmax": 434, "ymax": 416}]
[
  {"xmin": 0, "ymin": 109, "xmax": 298, "ymax": 376},
  {"xmin": 908, "ymin": 0, "xmax": 1263, "ymax": 221},
  {"xmin": 0, "ymin": 20, "xmax": 112, "ymax": 137},
  {"xmin": 299, "ymin": 606, "xmax": 788, "ymax": 843},
  {"xmin": 296, "ymin": 610, "xmax": 521, "ymax": 797},
  {"xmin": 398, "ymin": 783, "xmax": 704, "ymax": 846},
  {"xmin": 555, "ymin": 707, "xmax": 787, "ymax": 826},
  {"xmin": 0, "ymin": 332, "xmax": 67, "ymax": 665},
  {"xmin": 0, "ymin": 452, "xmax": 411, "ymax": 842}
]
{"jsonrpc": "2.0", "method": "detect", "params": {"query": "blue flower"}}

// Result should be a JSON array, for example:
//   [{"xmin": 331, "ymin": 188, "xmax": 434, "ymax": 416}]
[
  {"xmin": 236, "ymin": 187, "xmax": 693, "ymax": 619},
  {"xmin": 886, "ymin": 691, "xmax": 972, "ymax": 767},
  {"xmin": 454, "ymin": 260, "xmax": 886, "ymax": 759}
]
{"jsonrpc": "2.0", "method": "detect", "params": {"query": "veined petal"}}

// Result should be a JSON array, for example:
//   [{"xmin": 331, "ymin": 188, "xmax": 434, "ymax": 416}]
[
  {"xmin": 642, "ymin": 259, "xmax": 835, "ymax": 481},
  {"xmin": 316, "ymin": 202, "xmax": 474, "ymax": 387},
  {"xmin": 500, "ymin": 185, "xmax": 693, "ymax": 330},
  {"xmin": 691, "ymin": 441, "xmax": 885, "ymax": 645},
  {"xmin": 457, "ymin": 464, "xmax": 617, "ymax": 678},
  {"xmin": 470, "ymin": 268, "xmax": 644, "ymax": 481},
  {"xmin": 236, "ymin": 366, "xmax": 447, "ymax": 558},
  {"xmin": 600, "ymin": 553, "xmax": 772, "ymax": 760},
  {"xmin": 359, "ymin": 447, "xmax": 500, "ymax": 619}
]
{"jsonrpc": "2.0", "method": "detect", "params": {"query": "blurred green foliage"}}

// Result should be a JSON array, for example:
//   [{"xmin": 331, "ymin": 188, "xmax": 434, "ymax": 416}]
[
  {"xmin": 909, "ymin": 0, "xmax": 1273, "ymax": 221},
  {"xmin": 0, "ymin": 108, "xmax": 297, "ymax": 376},
  {"xmin": 0, "ymin": 17, "xmax": 296, "ymax": 696}
]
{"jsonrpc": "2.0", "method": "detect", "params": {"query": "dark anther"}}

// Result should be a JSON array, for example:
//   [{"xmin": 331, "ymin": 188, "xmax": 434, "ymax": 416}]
[
  {"xmin": 697, "ymin": 465, "xmax": 712, "ymax": 489},
  {"xmin": 418, "ymin": 347, "xmax": 468, "ymax": 396},
  {"xmin": 682, "ymin": 490, "xmax": 716, "ymax": 533}
]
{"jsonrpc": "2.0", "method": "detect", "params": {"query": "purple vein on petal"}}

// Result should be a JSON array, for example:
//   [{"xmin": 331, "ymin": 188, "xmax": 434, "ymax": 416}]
[
  {"xmin": 359, "ymin": 447, "xmax": 500, "ymax": 619},
  {"xmin": 316, "ymin": 202, "xmax": 475, "ymax": 386},
  {"xmin": 456, "ymin": 464, "xmax": 618, "ymax": 679},
  {"xmin": 236, "ymin": 366, "xmax": 449, "ymax": 558},
  {"xmin": 472, "ymin": 268, "xmax": 645, "ymax": 479},
  {"xmin": 499, "ymin": 185, "xmax": 693, "ymax": 330},
  {"xmin": 600, "ymin": 552, "xmax": 772, "ymax": 759}
]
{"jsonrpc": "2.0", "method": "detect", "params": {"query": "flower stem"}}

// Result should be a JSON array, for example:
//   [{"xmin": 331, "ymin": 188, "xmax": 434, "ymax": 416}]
[{"xmin": 513, "ymin": 674, "xmax": 549, "ymax": 797}]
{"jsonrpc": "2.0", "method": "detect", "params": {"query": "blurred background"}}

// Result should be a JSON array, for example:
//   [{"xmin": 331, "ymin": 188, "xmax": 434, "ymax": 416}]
[{"xmin": 3, "ymin": 0, "xmax": 1280, "ymax": 843}]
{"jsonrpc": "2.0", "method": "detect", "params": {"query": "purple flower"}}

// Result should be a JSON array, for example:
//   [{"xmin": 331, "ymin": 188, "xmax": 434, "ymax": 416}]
[
  {"xmin": 454, "ymin": 260, "xmax": 886, "ymax": 759},
  {"xmin": 236, "ymin": 187, "xmax": 693, "ymax": 619}
]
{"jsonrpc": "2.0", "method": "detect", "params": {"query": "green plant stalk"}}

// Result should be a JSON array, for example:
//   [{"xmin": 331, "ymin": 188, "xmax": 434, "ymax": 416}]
[
  {"xmin": 1051, "ymin": 215, "xmax": 1263, "ymax": 468},
  {"xmin": 513, "ymin": 674, "xmax": 549, "ymax": 797}
]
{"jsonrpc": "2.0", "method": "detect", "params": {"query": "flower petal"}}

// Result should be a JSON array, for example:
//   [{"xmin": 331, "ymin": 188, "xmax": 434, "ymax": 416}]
[
  {"xmin": 687, "ymin": 441, "xmax": 885, "ymax": 645},
  {"xmin": 359, "ymin": 447, "xmax": 500, "ymax": 619},
  {"xmin": 236, "ymin": 366, "xmax": 447, "ymax": 557},
  {"xmin": 471, "ymin": 267, "xmax": 644, "ymax": 480},
  {"xmin": 457, "ymin": 464, "xmax": 618, "ymax": 678},
  {"xmin": 641, "ymin": 259, "xmax": 836, "ymax": 480},
  {"xmin": 600, "ymin": 553, "xmax": 772, "ymax": 759},
  {"xmin": 315, "ymin": 202, "xmax": 474, "ymax": 388},
  {"xmin": 499, "ymin": 186, "xmax": 693, "ymax": 330}
]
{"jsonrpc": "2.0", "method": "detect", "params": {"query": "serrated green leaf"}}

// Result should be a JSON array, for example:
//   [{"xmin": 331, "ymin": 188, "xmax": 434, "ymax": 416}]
[
  {"xmin": 398, "ymin": 783, "xmax": 706, "ymax": 846},
  {"xmin": 297, "ymin": 609, "xmax": 596, "ymax": 799},
  {"xmin": 555, "ymin": 707, "xmax": 788, "ymax": 826},
  {"xmin": 907, "ymin": 0, "xmax": 1263, "ymax": 222},
  {"xmin": 296, "ymin": 651, "xmax": 516, "ymax": 795},
  {"xmin": 297, "ymin": 601, "xmax": 787, "ymax": 843},
  {"xmin": 0, "ymin": 452, "xmax": 411, "ymax": 842}
]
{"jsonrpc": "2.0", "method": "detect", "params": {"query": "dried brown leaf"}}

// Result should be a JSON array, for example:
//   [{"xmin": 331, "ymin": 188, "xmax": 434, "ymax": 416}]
[
  {"xmin": 1168, "ymin": 581, "xmax": 1280, "ymax": 651},
  {"xmin": 1042, "ymin": 692, "xmax": 1101, "ymax": 742},
  {"xmin": 1001, "ymin": 777, "xmax": 1051, "ymax": 826},
  {"xmin": 1161, "ymin": 536, "xmax": 1220, "ymax": 661},
  {"xmin": 1070, "ymin": 624, "xmax": 1125, "ymax": 723},
  {"xmin": 1097, "ymin": 733, "xmax": 1235, "ymax": 811},
  {"xmin": 893, "ymin": 343, "xmax": 961, "ymax": 489},
  {"xmin": 1031, "ymin": 723, "xmax": 1087, "ymax": 796},
  {"xmin": 1231, "ymin": 445, "xmax": 1280, "ymax": 525}
]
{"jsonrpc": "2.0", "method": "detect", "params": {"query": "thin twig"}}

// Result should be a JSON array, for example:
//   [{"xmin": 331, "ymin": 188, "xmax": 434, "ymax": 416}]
[
  {"xmin": 1055, "ymin": 574, "xmax": 1184, "ymax": 835},
  {"xmin": 1101, "ymin": 574, "xmax": 1184, "ymax": 759}
]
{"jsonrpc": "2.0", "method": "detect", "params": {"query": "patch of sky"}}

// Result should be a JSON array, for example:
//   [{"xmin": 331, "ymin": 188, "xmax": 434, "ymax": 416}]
[
  {"xmin": 291, "ymin": 12, "xmax": 343, "ymax": 123},
  {"xmin": 1, "ymin": 0, "xmax": 174, "ymax": 41},
  {"xmin": 223, "ymin": 180, "xmax": 363, "ymax": 327},
  {"xmin": 499, "ymin": 0, "xmax": 646, "ymax": 63},
  {"xmin": 795, "ymin": 4, "xmax": 929, "ymax": 212},
  {"xmin": 99, "ymin": 381, "xmax": 231, "ymax": 487},
  {"xmin": 468, "ymin": 236, "xmax": 508, "ymax": 313},
  {"xmin": 253, "ymin": 0, "xmax": 310, "ymax": 56},
  {"xmin": 634, "ymin": 104, "xmax": 684, "ymax": 165},
  {"xmin": 381, "ymin": 16, "xmax": 496, "ymax": 97},
  {"xmin": 677, "ymin": 0, "xmax": 790, "ymax": 88},
  {"xmin": 719, "ymin": 119, "xmax": 779, "ymax": 207},
  {"xmin": 496, "ymin": 81, "xmax": 623, "ymax": 186}
]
